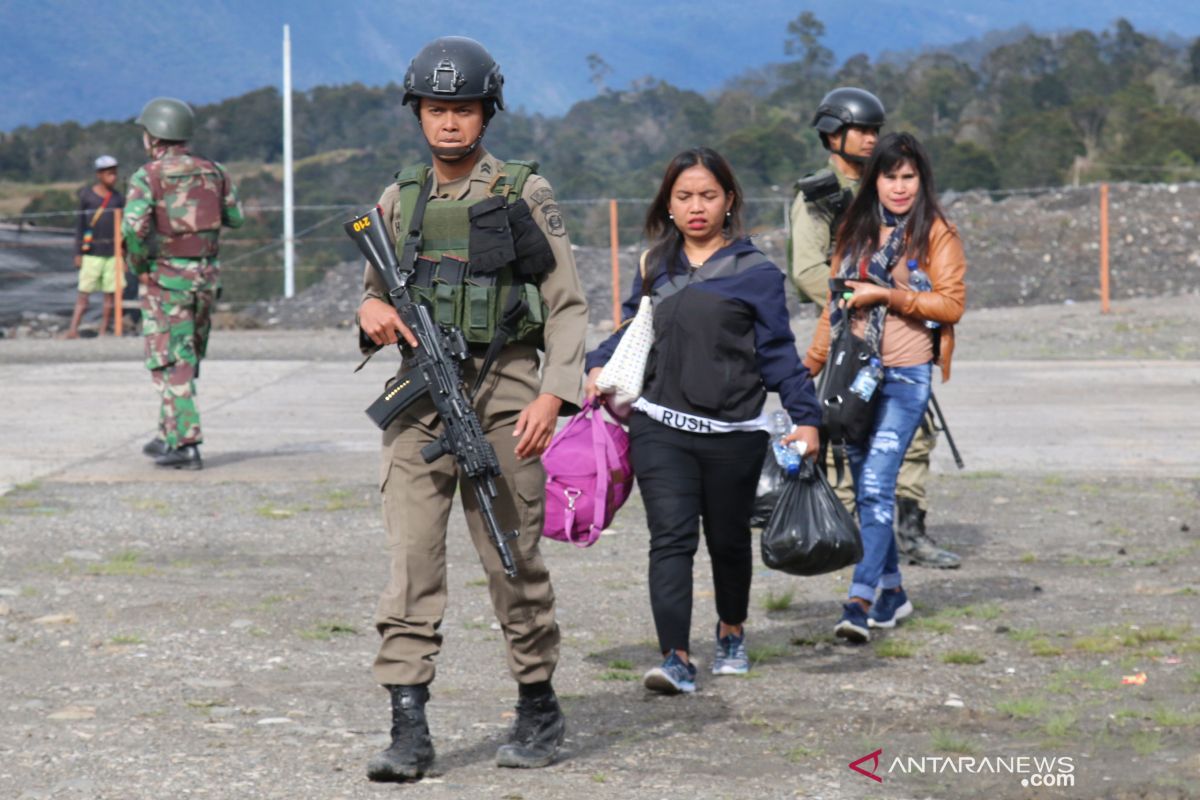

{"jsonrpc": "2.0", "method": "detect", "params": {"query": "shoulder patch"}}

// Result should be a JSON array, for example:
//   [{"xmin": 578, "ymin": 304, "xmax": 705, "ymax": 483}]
[
  {"xmin": 541, "ymin": 202, "xmax": 565, "ymax": 237},
  {"xmin": 529, "ymin": 185, "xmax": 555, "ymax": 206}
]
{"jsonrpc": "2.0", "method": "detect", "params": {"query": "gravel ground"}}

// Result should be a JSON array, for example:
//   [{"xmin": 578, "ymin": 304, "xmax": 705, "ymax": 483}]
[{"xmin": 1, "ymin": 470, "xmax": 1198, "ymax": 799}]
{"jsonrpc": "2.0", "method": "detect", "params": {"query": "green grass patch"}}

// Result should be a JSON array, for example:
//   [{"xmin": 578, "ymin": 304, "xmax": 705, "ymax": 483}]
[
  {"xmin": 1005, "ymin": 627, "xmax": 1042, "ymax": 643},
  {"xmin": 907, "ymin": 617, "xmax": 954, "ymax": 635},
  {"xmin": 299, "ymin": 621, "xmax": 358, "ymax": 641},
  {"xmin": 747, "ymin": 644, "xmax": 789, "ymax": 665},
  {"xmin": 1019, "ymin": 553, "xmax": 1038, "ymax": 564},
  {"xmin": 942, "ymin": 650, "xmax": 986, "ymax": 665},
  {"xmin": 1150, "ymin": 707, "xmax": 1200, "ymax": 727},
  {"xmin": 590, "ymin": 773, "xmax": 607, "ymax": 783},
  {"xmin": 607, "ymin": 659, "xmax": 634, "ymax": 671},
  {"xmin": 1046, "ymin": 667, "xmax": 1120, "ymax": 693},
  {"xmin": 784, "ymin": 745, "xmax": 822, "ymax": 762},
  {"xmin": 110, "ymin": 634, "xmax": 145, "ymax": 645},
  {"xmin": 464, "ymin": 577, "xmax": 488, "ymax": 588},
  {"xmin": 1063, "ymin": 555, "xmax": 1113, "ymax": 567},
  {"xmin": 761, "ymin": 589, "xmax": 794, "ymax": 612},
  {"xmin": 1042, "ymin": 711, "xmax": 1077, "ymax": 738},
  {"xmin": 1120, "ymin": 625, "xmax": 1188, "ymax": 647},
  {"xmin": 875, "ymin": 638, "xmax": 918, "ymax": 658},
  {"xmin": 1029, "ymin": 638, "xmax": 1065, "ymax": 657},
  {"xmin": 87, "ymin": 550, "xmax": 156, "ymax": 577},
  {"xmin": 960, "ymin": 471, "xmax": 1003, "ymax": 480},
  {"xmin": 255, "ymin": 505, "xmax": 296, "ymax": 519},
  {"xmin": 1073, "ymin": 634, "xmax": 1122, "ymax": 654},
  {"xmin": 791, "ymin": 633, "xmax": 836, "ymax": 647},
  {"xmin": 930, "ymin": 729, "xmax": 977, "ymax": 754},
  {"xmin": 1131, "ymin": 731, "xmax": 1162, "ymax": 756},
  {"xmin": 599, "ymin": 670, "xmax": 638, "ymax": 682},
  {"xmin": 130, "ymin": 499, "xmax": 169, "ymax": 513},
  {"xmin": 995, "ymin": 696, "xmax": 1049, "ymax": 719}
]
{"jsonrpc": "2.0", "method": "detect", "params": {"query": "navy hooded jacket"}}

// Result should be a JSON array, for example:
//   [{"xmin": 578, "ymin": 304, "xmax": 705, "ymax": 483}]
[{"xmin": 586, "ymin": 238, "xmax": 821, "ymax": 428}]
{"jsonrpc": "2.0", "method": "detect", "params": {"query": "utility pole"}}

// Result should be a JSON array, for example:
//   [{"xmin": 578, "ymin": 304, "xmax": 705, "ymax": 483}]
[{"xmin": 282, "ymin": 24, "xmax": 295, "ymax": 298}]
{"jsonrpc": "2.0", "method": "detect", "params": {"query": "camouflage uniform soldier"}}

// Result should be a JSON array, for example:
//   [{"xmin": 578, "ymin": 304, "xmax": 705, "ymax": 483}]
[
  {"xmin": 123, "ymin": 97, "xmax": 244, "ymax": 470},
  {"xmin": 357, "ymin": 38, "xmax": 588, "ymax": 782},
  {"xmin": 793, "ymin": 88, "xmax": 960, "ymax": 569}
]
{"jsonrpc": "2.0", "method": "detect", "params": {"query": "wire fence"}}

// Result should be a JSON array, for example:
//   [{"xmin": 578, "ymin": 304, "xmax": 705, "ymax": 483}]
[{"xmin": 4, "ymin": 180, "xmax": 1200, "ymax": 330}]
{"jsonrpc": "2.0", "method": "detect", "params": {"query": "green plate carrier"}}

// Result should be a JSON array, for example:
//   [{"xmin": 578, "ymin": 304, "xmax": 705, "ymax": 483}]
[{"xmin": 390, "ymin": 160, "xmax": 548, "ymax": 347}]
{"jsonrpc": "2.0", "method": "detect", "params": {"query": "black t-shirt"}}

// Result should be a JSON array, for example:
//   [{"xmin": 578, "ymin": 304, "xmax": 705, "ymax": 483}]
[{"xmin": 74, "ymin": 186, "xmax": 126, "ymax": 257}]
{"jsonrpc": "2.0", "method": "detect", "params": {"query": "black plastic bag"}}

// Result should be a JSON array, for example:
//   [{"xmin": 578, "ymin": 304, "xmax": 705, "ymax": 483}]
[
  {"xmin": 750, "ymin": 447, "xmax": 785, "ymax": 529},
  {"xmin": 760, "ymin": 459, "xmax": 862, "ymax": 576}
]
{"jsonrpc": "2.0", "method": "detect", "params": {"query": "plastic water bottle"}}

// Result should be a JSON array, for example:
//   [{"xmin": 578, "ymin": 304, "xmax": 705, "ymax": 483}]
[
  {"xmin": 849, "ymin": 357, "xmax": 882, "ymax": 402},
  {"xmin": 769, "ymin": 410, "xmax": 801, "ymax": 476},
  {"xmin": 908, "ymin": 259, "xmax": 941, "ymax": 330}
]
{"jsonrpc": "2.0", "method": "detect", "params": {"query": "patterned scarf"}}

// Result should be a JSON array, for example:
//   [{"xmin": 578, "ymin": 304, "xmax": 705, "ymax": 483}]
[{"xmin": 829, "ymin": 212, "xmax": 908, "ymax": 356}]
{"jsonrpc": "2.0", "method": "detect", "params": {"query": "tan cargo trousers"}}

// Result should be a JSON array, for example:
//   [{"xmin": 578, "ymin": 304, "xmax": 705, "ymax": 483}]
[{"xmin": 372, "ymin": 347, "xmax": 559, "ymax": 687}]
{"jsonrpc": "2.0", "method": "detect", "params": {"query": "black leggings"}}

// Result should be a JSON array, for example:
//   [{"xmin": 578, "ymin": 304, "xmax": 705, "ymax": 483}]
[{"xmin": 629, "ymin": 413, "xmax": 768, "ymax": 654}]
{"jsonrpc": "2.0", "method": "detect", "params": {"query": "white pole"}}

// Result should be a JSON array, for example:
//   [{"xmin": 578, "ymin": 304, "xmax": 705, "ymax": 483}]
[{"xmin": 282, "ymin": 24, "xmax": 295, "ymax": 298}]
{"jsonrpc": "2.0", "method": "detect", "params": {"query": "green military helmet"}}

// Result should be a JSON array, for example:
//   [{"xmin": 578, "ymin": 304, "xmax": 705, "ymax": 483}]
[
  {"xmin": 402, "ymin": 36, "xmax": 505, "ymax": 118},
  {"xmin": 136, "ymin": 97, "xmax": 195, "ymax": 141}
]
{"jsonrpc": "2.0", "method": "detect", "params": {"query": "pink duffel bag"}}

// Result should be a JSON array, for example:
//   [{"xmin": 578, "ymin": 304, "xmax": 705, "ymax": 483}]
[{"xmin": 541, "ymin": 399, "xmax": 633, "ymax": 547}]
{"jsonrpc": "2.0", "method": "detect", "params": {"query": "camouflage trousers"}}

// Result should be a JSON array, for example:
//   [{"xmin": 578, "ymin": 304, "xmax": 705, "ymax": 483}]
[{"xmin": 141, "ymin": 266, "xmax": 216, "ymax": 449}]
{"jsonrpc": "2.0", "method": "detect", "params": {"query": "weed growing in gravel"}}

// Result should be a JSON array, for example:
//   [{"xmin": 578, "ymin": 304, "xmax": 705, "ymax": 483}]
[
  {"xmin": 1149, "ymin": 707, "xmax": 1200, "ymax": 727},
  {"xmin": 88, "ymin": 551, "xmax": 156, "ymax": 577},
  {"xmin": 761, "ymin": 589, "xmax": 794, "ymax": 612},
  {"xmin": 940, "ymin": 603, "xmax": 1002, "ymax": 621},
  {"xmin": 747, "ymin": 644, "xmax": 789, "ymax": 665},
  {"xmin": 791, "ymin": 633, "xmax": 836, "ymax": 647},
  {"xmin": 875, "ymin": 638, "xmax": 918, "ymax": 658},
  {"xmin": 591, "ymin": 773, "xmax": 607, "ymax": 783},
  {"xmin": 1131, "ymin": 731, "xmax": 1162, "ymax": 756},
  {"xmin": 906, "ymin": 617, "xmax": 953, "ymax": 635},
  {"xmin": 256, "ymin": 505, "xmax": 295, "ymax": 519},
  {"xmin": 1073, "ymin": 633, "xmax": 1122, "ymax": 654},
  {"xmin": 599, "ymin": 670, "xmax": 638, "ymax": 682},
  {"xmin": 130, "ymin": 499, "xmax": 168, "ymax": 513},
  {"xmin": 608, "ymin": 659, "xmax": 634, "ymax": 670},
  {"xmin": 464, "ymin": 578, "xmax": 488, "ymax": 588},
  {"xmin": 930, "ymin": 729, "xmax": 977, "ymax": 754},
  {"xmin": 959, "ymin": 471, "xmax": 1003, "ymax": 480},
  {"xmin": 299, "ymin": 621, "xmax": 358, "ymax": 640},
  {"xmin": 1121, "ymin": 625, "xmax": 1188, "ymax": 646},
  {"xmin": 1005, "ymin": 627, "xmax": 1041, "ymax": 643},
  {"xmin": 1046, "ymin": 667, "xmax": 1120, "ymax": 693},
  {"xmin": 110, "ymin": 635, "xmax": 144, "ymax": 645},
  {"xmin": 1063, "ymin": 555, "xmax": 1113, "ymax": 567},
  {"xmin": 784, "ymin": 745, "xmax": 822, "ymax": 762},
  {"xmin": 1189, "ymin": 670, "xmax": 1200, "ymax": 686},
  {"xmin": 995, "ymin": 696, "xmax": 1049, "ymax": 719},
  {"xmin": 1019, "ymin": 553, "xmax": 1038, "ymax": 564},
  {"xmin": 1042, "ymin": 712, "xmax": 1077, "ymax": 738},
  {"xmin": 942, "ymin": 650, "xmax": 986, "ymax": 665},
  {"xmin": 1029, "ymin": 638, "xmax": 1065, "ymax": 657}
]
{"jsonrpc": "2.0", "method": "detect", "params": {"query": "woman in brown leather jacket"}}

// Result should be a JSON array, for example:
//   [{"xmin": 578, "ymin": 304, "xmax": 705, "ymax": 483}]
[{"xmin": 803, "ymin": 132, "xmax": 966, "ymax": 643}]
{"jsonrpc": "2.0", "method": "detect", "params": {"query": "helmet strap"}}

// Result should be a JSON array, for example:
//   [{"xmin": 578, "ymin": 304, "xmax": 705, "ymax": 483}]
[
  {"xmin": 833, "ymin": 129, "xmax": 868, "ymax": 165},
  {"xmin": 427, "ymin": 122, "xmax": 488, "ymax": 163}
]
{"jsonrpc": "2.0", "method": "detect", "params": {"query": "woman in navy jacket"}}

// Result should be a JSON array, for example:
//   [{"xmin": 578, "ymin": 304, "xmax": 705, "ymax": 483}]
[{"xmin": 586, "ymin": 147, "xmax": 821, "ymax": 694}]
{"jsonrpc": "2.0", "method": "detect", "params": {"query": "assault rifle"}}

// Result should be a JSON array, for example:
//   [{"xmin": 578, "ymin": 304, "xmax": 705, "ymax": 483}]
[{"xmin": 344, "ymin": 205, "xmax": 519, "ymax": 578}]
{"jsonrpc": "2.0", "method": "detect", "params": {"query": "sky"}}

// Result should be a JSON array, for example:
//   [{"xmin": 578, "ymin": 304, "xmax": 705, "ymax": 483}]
[{"xmin": 2, "ymin": 0, "xmax": 1200, "ymax": 130}]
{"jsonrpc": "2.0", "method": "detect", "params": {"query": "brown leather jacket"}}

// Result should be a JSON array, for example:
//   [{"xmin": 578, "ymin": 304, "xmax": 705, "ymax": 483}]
[{"xmin": 805, "ymin": 217, "xmax": 967, "ymax": 382}]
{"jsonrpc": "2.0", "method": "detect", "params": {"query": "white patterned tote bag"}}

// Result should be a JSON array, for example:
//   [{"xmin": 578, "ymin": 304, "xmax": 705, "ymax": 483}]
[{"xmin": 596, "ymin": 252, "xmax": 653, "ymax": 406}]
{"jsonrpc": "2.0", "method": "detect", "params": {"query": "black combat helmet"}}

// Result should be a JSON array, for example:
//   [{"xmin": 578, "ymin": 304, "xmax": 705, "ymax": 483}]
[
  {"xmin": 811, "ymin": 87, "xmax": 886, "ymax": 135},
  {"xmin": 403, "ymin": 36, "xmax": 505, "ymax": 118}
]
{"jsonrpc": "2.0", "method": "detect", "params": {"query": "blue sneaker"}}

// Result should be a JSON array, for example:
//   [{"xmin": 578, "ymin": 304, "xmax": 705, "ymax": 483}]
[
  {"xmin": 643, "ymin": 652, "xmax": 697, "ymax": 694},
  {"xmin": 834, "ymin": 601, "xmax": 871, "ymax": 643},
  {"xmin": 869, "ymin": 587, "xmax": 913, "ymax": 629},
  {"xmin": 711, "ymin": 624, "xmax": 750, "ymax": 676}
]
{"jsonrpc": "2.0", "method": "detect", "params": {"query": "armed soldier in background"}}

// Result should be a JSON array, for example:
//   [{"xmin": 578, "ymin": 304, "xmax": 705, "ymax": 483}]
[
  {"xmin": 123, "ymin": 97, "xmax": 243, "ymax": 470},
  {"xmin": 790, "ymin": 88, "xmax": 961, "ymax": 569},
  {"xmin": 356, "ymin": 36, "xmax": 587, "ymax": 782}
]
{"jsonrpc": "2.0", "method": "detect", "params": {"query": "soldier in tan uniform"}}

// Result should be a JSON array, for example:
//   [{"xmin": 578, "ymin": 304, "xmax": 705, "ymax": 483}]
[
  {"xmin": 790, "ymin": 88, "xmax": 961, "ymax": 570},
  {"xmin": 356, "ymin": 37, "xmax": 587, "ymax": 782}
]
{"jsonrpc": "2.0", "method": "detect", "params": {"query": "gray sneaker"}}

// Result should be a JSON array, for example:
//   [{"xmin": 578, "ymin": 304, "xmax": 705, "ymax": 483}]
[{"xmin": 711, "ymin": 624, "xmax": 749, "ymax": 675}]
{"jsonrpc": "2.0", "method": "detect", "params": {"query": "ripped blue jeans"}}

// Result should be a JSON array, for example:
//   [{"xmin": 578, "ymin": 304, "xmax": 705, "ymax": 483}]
[{"xmin": 846, "ymin": 363, "xmax": 933, "ymax": 602}]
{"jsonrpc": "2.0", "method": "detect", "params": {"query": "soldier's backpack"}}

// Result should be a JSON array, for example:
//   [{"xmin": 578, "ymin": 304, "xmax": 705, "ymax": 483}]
[{"xmin": 786, "ymin": 169, "xmax": 855, "ymax": 274}]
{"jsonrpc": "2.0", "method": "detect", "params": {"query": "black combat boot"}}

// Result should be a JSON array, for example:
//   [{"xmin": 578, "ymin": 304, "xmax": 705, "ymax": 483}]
[
  {"xmin": 496, "ymin": 682, "xmax": 566, "ymax": 768},
  {"xmin": 895, "ymin": 497, "xmax": 961, "ymax": 569},
  {"xmin": 142, "ymin": 438, "xmax": 168, "ymax": 458},
  {"xmin": 154, "ymin": 444, "xmax": 202, "ymax": 470},
  {"xmin": 367, "ymin": 684, "xmax": 435, "ymax": 782}
]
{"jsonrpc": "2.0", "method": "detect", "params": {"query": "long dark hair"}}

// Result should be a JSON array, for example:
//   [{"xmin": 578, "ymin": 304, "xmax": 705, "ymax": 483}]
[
  {"xmin": 835, "ymin": 132, "xmax": 946, "ymax": 267},
  {"xmin": 643, "ymin": 147, "xmax": 744, "ymax": 274}
]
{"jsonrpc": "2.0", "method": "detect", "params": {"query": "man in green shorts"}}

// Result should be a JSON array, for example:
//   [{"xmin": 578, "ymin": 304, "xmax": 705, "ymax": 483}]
[{"xmin": 66, "ymin": 155, "xmax": 126, "ymax": 338}]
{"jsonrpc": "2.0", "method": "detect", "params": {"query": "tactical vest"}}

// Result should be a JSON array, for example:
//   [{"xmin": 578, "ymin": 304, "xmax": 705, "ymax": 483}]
[
  {"xmin": 146, "ymin": 153, "xmax": 225, "ymax": 259},
  {"xmin": 389, "ymin": 160, "xmax": 553, "ymax": 347},
  {"xmin": 787, "ymin": 168, "xmax": 855, "ymax": 272}
]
